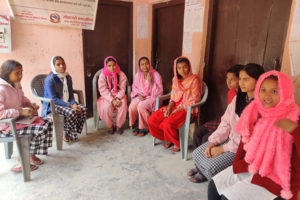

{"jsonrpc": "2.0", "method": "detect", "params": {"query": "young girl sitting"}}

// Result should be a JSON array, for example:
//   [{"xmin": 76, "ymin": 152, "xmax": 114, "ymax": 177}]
[
  {"xmin": 208, "ymin": 70, "xmax": 300, "ymax": 200},
  {"xmin": 188, "ymin": 63, "xmax": 265, "ymax": 183},
  {"xmin": 42, "ymin": 56, "xmax": 87, "ymax": 142},
  {"xmin": 129, "ymin": 57, "xmax": 163, "ymax": 136},
  {"xmin": 97, "ymin": 56, "xmax": 128, "ymax": 135},
  {"xmin": 148, "ymin": 57, "xmax": 202, "ymax": 152},
  {"xmin": 193, "ymin": 64, "xmax": 243, "ymax": 150},
  {"xmin": 0, "ymin": 60, "xmax": 53, "ymax": 171}
]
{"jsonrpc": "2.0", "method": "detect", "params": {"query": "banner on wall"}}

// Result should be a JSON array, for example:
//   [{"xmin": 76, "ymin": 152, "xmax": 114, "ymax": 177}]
[
  {"xmin": 0, "ymin": 13, "xmax": 12, "ymax": 53},
  {"xmin": 7, "ymin": 0, "xmax": 98, "ymax": 30}
]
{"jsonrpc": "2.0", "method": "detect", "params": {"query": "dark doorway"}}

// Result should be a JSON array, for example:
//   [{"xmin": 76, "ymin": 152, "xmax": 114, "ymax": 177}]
[
  {"xmin": 83, "ymin": 0, "xmax": 133, "ymax": 117},
  {"xmin": 152, "ymin": 0, "xmax": 185, "ymax": 88},
  {"xmin": 202, "ymin": 0, "xmax": 292, "ymax": 122}
]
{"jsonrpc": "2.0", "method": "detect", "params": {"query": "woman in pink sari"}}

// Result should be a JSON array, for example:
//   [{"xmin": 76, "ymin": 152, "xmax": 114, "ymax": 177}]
[
  {"xmin": 97, "ymin": 56, "xmax": 128, "ymax": 135},
  {"xmin": 129, "ymin": 57, "xmax": 163, "ymax": 136}
]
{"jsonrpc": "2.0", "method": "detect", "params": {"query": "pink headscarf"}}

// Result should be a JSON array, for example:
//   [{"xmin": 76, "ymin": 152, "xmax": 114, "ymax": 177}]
[
  {"xmin": 235, "ymin": 70, "xmax": 300, "ymax": 200},
  {"xmin": 171, "ymin": 56, "xmax": 202, "ymax": 113},
  {"xmin": 102, "ymin": 56, "xmax": 121, "ymax": 93}
]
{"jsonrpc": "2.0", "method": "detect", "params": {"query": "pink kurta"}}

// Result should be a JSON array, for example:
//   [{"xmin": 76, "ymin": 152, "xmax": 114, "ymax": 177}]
[
  {"xmin": 97, "ymin": 71, "xmax": 128, "ymax": 128},
  {"xmin": 129, "ymin": 70, "xmax": 163, "ymax": 129}
]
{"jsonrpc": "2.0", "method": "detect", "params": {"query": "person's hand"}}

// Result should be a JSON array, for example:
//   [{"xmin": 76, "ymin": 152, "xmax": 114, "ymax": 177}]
[
  {"xmin": 115, "ymin": 99, "xmax": 122, "ymax": 107},
  {"xmin": 31, "ymin": 103, "xmax": 39, "ymax": 112},
  {"xmin": 70, "ymin": 104, "xmax": 81, "ymax": 114},
  {"xmin": 147, "ymin": 72, "xmax": 153, "ymax": 85},
  {"xmin": 19, "ymin": 108, "xmax": 35, "ymax": 118},
  {"xmin": 211, "ymin": 146, "xmax": 224, "ymax": 158},
  {"xmin": 138, "ymin": 93, "xmax": 145, "ymax": 101},
  {"xmin": 111, "ymin": 99, "xmax": 118, "ymax": 107},
  {"xmin": 275, "ymin": 119, "xmax": 298, "ymax": 134},
  {"xmin": 163, "ymin": 107, "xmax": 172, "ymax": 118},
  {"xmin": 204, "ymin": 143, "xmax": 216, "ymax": 158}
]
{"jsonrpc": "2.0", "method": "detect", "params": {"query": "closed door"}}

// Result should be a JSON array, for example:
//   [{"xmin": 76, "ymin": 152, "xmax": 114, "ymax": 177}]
[
  {"xmin": 152, "ymin": 0, "xmax": 185, "ymax": 86},
  {"xmin": 83, "ymin": 0, "xmax": 133, "ymax": 117},
  {"xmin": 202, "ymin": 0, "xmax": 292, "ymax": 122}
]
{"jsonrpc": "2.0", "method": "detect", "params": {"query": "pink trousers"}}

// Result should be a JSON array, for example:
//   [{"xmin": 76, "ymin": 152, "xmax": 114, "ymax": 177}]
[
  {"xmin": 97, "ymin": 97, "xmax": 127, "ymax": 128},
  {"xmin": 129, "ymin": 97, "xmax": 151, "ymax": 129}
]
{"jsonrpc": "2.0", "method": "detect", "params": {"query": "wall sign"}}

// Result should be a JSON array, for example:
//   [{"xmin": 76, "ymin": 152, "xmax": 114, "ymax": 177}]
[
  {"xmin": 7, "ymin": 0, "xmax": 98, "ymax": 30},
  {"xmin": 0, "ymin": 13, "xmax": 12, "ymax": 53}
]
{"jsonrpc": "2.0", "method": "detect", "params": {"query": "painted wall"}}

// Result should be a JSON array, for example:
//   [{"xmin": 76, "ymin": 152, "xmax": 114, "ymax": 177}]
[
  {"xmin": 0, "ymin": 0, "xmax": 85, "ymax": 114},
  {"xmin": 281, "ymin": 0, "xmax": 300, "ymax": 107}
]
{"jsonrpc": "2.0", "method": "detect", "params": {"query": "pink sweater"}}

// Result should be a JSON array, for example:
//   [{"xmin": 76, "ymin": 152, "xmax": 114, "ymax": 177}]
[
  {"xmin": 208, "ymin": 96, "xmax": 241, "ymax": 153},
  {"xmin": 0, "ymin": 79, "xmax": 30, "ymax": 130}
]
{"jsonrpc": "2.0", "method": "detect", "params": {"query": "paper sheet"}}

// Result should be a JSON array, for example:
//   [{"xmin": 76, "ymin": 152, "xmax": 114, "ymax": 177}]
[
  {"xmin": 137, "ymin": 4, "xmax": 148, "ymax": 39},
  {"xmin": 183, "ymin": 0, "xmax": 204, "ymax": 33},
  {"xmin": 183, "ymin": 32, "xmax": 193, "ymax": 54}
]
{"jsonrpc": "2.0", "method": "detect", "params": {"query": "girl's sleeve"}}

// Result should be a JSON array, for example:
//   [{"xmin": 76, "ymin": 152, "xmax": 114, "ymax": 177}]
[
  {"xmin": 190, "ymin": 78, "xmax": 202, "ymax": 105},
  {"xmin": 0, "ymin": 93, "xmax": 19, "ymax": 119},
  {"xmin": 116, "ymin": 72, "xmax": 127, "ymax": 100},
  {"xmin": 67, "ymin": 76, "xmax": 76, "ymax": 105},
  {"xmin": 150, "ymin": 72, "xmax": 163, "ymax": 110},
  {"xmin": 98, "ymin": 74, "xmax": 114, "ymax": 102},
  {"xmin": 45, "ymin": 78, "xmax": 70, "ymax": 107},
  {"xmin": 208, "ymin": 97, "xmax": 236, "ymax": 150}
]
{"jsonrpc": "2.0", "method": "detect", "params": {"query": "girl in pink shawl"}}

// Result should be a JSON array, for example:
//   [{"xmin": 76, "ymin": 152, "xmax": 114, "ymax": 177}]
[
  {"xmin": 148, "ymin": 57, "xmax": 202, "ymax": 152},
  {"xmin": 129, "ymin": 57, "xmax": 163, "ymax": 136},
  {"xmin": 97, "ymin": 56, "xmax": 128, "ymax": 135}
]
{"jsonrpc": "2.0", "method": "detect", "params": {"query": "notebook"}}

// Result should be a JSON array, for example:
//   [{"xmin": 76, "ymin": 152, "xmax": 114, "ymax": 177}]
[{"xmin": 15, "ymin": 116, "xmax": 38, "ymax": 125}]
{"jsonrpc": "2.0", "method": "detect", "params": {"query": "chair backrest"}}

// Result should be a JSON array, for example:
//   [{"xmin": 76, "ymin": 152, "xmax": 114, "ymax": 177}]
[
  {"xmin": 30, "ymin": 74, "xmax": 47, "ymax": 99},
  {"xmin": 200, "ymin": 81, "xmax": 208, "ymax": 104}
]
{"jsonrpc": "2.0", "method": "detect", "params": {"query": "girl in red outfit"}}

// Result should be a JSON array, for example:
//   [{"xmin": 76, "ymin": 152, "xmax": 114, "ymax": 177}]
[
  {"xmin": 148, "ymin": 57, "xmax": 202, "ymax": 152},
  {"xmin": 208, "ymin": 70, "xmax": 300, "ymax": 200}
]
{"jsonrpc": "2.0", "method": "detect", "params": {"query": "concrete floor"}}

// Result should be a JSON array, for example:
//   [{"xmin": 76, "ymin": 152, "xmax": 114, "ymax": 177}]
[{"xmin": 0, "ymin": 118, "xmax": 208, "ymax": 200}]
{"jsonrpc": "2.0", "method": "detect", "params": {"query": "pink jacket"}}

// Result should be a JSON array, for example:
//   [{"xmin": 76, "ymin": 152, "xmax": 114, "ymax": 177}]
[
  {"xmin": 98, "ymin": 71, "xmax": 127, "ymax": 102},
  {"xmin": 208, "ymin": 96, "xmax": 241, "ymax": 153},
  {"xmin": 0, "ymin": 79, "xmax": 30, "ymax": 130}
]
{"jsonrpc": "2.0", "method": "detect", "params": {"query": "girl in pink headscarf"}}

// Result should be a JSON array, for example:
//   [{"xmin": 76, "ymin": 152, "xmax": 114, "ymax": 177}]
[
  {"xmin": 97, "ymin": 56, "xmax": 128, "ymax": 135},
  {"xmin": 129, "ymin": 57, "xmax": 163, "ymax": 136},
  {"xmin": 148, "ymin": 57, "xmax": 202, "ymax": 152}
]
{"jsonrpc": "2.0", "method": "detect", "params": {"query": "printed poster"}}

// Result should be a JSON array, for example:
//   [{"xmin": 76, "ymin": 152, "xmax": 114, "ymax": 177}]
[
  {"xmin": 7, "ymin": 0, "xmax": 98, "ymax": 30},
  {"xmin": 0, "ymin": 13, "xmax": 12, "ymax": 53}
]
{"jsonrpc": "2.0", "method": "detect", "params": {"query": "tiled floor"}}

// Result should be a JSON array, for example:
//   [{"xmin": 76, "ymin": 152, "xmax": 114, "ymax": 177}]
[{"xmin": 0, "ymin": 118, "xmax": 208, "ymax": 200}]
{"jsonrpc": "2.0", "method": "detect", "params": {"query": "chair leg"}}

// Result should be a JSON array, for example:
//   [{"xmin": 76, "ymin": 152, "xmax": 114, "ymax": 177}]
[
  {"xmin": 18, "ymin": 136, "xmax": 31, "ymax": 182},
  {"xmin": 82, "ymin": 120, "xmax": 88, "ymax": 136},
  {"xmin": 4, "ymin": 142, "xmax": 13, "ymax": 159},
  {"xmin": 179, "ymin": 124, "xmax": 185, "ymax": 160},
  {"xmin": 94, "ymin": 113, "xmax": 99, "ymax": 130},
  {"xmin": 153, "ymin": 137, "xmax": 156, "ymax": 146},
  {"xmin": 53, "ymin": 114, "xmax": 64, "ymax": 150}
]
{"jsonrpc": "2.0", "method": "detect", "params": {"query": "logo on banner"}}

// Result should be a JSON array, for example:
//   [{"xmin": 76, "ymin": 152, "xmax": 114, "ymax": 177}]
[{"xmin": 50, "ymin": 14, "xmax": 60, "ymax": 23}]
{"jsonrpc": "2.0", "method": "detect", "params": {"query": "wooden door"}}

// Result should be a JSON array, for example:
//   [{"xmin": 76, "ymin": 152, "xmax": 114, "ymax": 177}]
[
  {"xmin": 202, "ymin": 0, "xmax": 292, "ymax": 122},
  {"xmin": 152, "ymin": 0, "xmax": 185, "ymax": 87},
  {"xmin": 83, "ymin": 0, "xmax": 133, "ymax": 117}
]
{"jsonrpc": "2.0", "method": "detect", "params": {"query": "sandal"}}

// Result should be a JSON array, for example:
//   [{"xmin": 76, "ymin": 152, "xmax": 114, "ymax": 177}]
[
  {"xmin": 115, "ymin": 127, "xmax": 123, "ymax": 135},
  {"xmin": 189, "ymin": 173, "xmax": 205, "ymax": 183},
  {"xmin": 163, "ymin": 142, "xmax": 173, "ymax": 149},
  {"xmin": 137, "ymin": 129, "xmax": 148, "ymax": 137},
  {"xmin": 11, "ymin": 164, "xmax": 38, "ymax": 172},
  {"xmin": 169, "ymin": 146, "xmax": 180, "ymax": 152},
  {"xmin": 30, "ymin": 156, "xmax": 43, "ymax": 165},
  {"xmin": 187, "ymin": 168, "xmax": 198, "ymax": 176},
  {"xmin": 108, "ymin": 126, "xmax": 115, "ymax": 135},
  {"xmin": 132, "ymin": 128, "xmax": 139, "ymax": 136}
]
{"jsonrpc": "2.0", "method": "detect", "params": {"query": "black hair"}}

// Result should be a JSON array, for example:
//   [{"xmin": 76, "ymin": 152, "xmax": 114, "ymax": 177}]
[
  {"xmin": 235, "ymin": 63, "xmax": 265, "ymax": 116},
  {"xmin": 106, "ymin": 57, "xmax": 117, "ymax": 65},
  {"xmin": 52, "ymin": 56, "xmax": 65, "ymax": 65},
  {"xmin": 0, "ymin": 60, "xmax": 22, "ymax": 81},
  {"xmin": 227, "ymin": 64, "xmax": 244, "ymax": 78},
  {"xmin": 176, "ymin": 58, "xmax": 190, "ymax": 79},
  {"xmin": 139, "ymin": 57, "xmax": 149, "ymax": 66},
  {"xmin": 265, "ymin": 75, "xmax": 278, "ymax": 81}
]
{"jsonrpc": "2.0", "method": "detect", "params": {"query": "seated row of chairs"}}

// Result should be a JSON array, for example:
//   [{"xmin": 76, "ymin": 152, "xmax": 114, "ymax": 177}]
[{"xmin": 0, "ymin": 68, "xmax": 208, "ymax": 182}]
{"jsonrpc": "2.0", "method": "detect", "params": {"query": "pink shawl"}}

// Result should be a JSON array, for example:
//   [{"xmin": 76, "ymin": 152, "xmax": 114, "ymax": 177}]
[
  {"xmin": 102, "ymin": 56, "xmax": 121, "ymax": 93},
  {"xmin": 235, "ymin": 70, "xmax": 300, "ymax": 199},
  {"xmin": 171, "ymin": 56, "xmax": 202, "ymax": 114},
  {"xmin": 131, "ymin": 57, "xmax": 163, "ymax": 111}
]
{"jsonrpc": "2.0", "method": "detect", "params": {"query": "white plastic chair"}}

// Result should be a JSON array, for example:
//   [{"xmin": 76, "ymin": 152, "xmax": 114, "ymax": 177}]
[
  {"xmin": 30, "ymin": 74, "xmax": 87, "ymax": 150},
  {"xmin": 153, "ymin": 81, "xmax": 209, "ymax": 160},
  {"xmin": 92, "ymin": 69, "xmax": 131, "ymax": 130},
  {"xmin": 1, "ymin": 118, "xmax": 32, "ymax": 182}
]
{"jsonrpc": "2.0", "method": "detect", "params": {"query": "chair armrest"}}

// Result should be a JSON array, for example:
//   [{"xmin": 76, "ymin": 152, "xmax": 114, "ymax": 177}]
[
  {"xmin": 155, "ymin": 94, "xmax": 171, "ymax": 111},
  {"xmin": 0, "ymin": 118, "xmax": 15, "ymax": 125},
  {"xmin": 73, "ymin": 89, "xmax": 85, "ymax": 105}
]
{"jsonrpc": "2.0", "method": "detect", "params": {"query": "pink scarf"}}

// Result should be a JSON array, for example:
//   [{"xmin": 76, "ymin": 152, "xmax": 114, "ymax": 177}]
[
  {"xmin": 131, "ymin": 57, "xmax": 160, "ymax": 111},
  {"xmin": 171, "ymin": 56, "xmax": 202, "ymax": 113},
  {"xmin": 235, "ymin": 70, "xmax": 300, "ymax": 199},
  {"xmin": 102, "ymin": 56, "xmax": 121, "ymax": 93}
]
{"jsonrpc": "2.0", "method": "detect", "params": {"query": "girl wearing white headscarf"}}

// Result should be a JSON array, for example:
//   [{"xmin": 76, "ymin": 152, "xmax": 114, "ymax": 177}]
[{"xmin": 41, "ymin": 56, "xmax": 87, "ymax": 142}]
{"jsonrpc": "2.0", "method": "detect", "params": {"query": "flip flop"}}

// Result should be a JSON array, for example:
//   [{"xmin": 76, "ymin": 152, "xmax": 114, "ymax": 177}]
[
  {"xmin": 189, "ymin": 173, "xmax": 205, "ymax": 183},
  {"xmin": 137, "ymin": 129, "xmax": 148, "ymax": 137},
  {"xmin": 169, "ymin": 146, "xmax": 180, "ymax": 152},
  {"xmin": 115, "ymin": 128, "xmax": 123, "ymax": 135},
  {"xmin": 163, "ymin": 142, "xmax": 173, "ymax": 149},
  {"xmin": 11, "ymin": 164, "xmax": 38, "ymax": 172},
  {"xmin": 132, "ymin": 128, "xmax": 139, "ymax": 136},
  {"xmin": 187, "ymin": 168, "xmax": 198, "ymax": 176},
  {"xmin": 30, "ymin": 157, "xmax": 43, "ymax": 165},
  {"xmin": 108, "ymin": 126, "xmax": 115, "ymax": 135}
]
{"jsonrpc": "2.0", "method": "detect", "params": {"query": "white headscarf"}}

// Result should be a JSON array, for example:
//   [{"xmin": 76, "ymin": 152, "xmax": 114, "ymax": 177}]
[{"xmin": 51, "ymin": 56, "xmax": 69, "ymax": 103}]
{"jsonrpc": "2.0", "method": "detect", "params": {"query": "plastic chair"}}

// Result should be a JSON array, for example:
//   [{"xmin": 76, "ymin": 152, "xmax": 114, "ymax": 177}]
[
  {"xmin": 1, "ymin": 118, "xmax": 32, "ymax": 182},
  {"xmin": 30, "ymin": 74, "xmax": 87, "ymax": 150},
  {"xmin": 153, "ymin": 81, "xmax": 209, "ymax": 161},
  {"xmin": 93, "ymin": 69, "xmax": 131, "ymax": 130}
]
